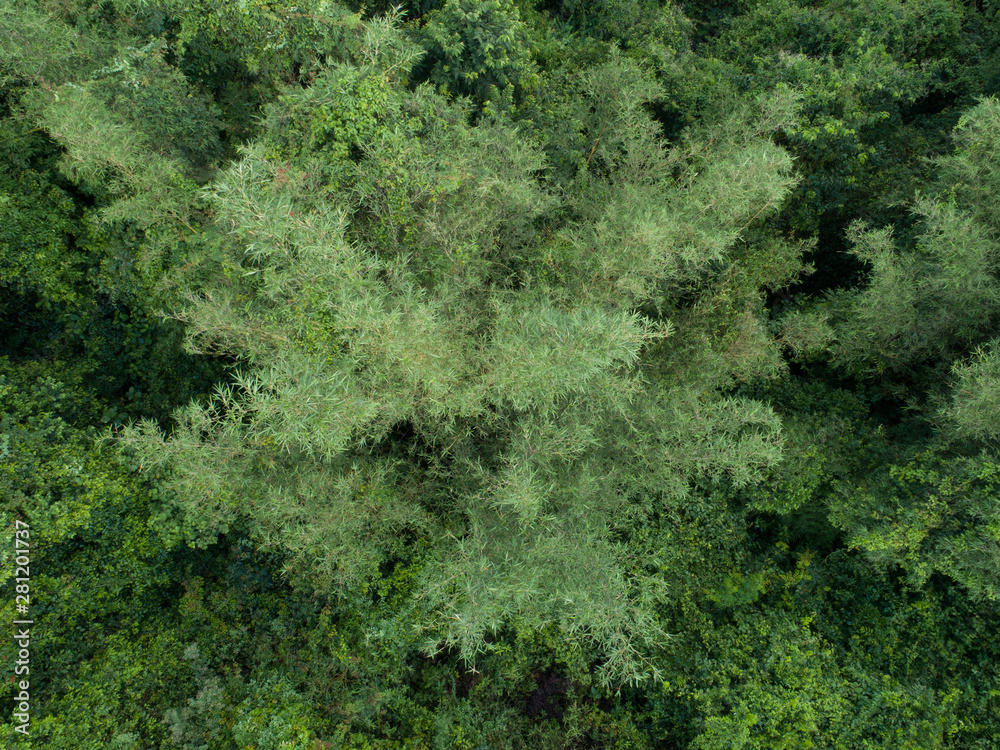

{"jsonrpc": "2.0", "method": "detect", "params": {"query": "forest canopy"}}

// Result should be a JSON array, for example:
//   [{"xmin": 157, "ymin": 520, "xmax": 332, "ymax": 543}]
[{"xmin": 2, "ymin": 0, "xmax": 1000, "ymax": 748}]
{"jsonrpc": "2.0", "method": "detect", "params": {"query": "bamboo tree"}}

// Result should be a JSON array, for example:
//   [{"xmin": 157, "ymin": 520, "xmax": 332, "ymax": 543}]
[{"xmin": 119, "ymin": 16, "xmax": 805, "ymax": 688}]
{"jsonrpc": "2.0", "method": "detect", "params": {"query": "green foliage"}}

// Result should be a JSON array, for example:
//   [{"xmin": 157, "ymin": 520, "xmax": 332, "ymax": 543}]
[
  {"xmin": 0, "ymin": 362, "xmax": 208, "ymax": 748},
  {"xmin": 163, "ymin": 644, "xmax": 230, "ymax": 750},
  {"xmin": 932, "ymin": 95, "xmax": 1000, "ymax": 229},
  {"xmin": 776, "ymin": 309, "xmax": 835, "ymax": 362},
  {"xmin": 0, "ymin": 158, "xmax": 81, "ymax": 307},
  {"xmin": 830, "ymin": 205, "xmax": 1000, "ymax": 380},
  {"xmin": 701, "ymin": 0, "xmax": 969, "ymax": 234},
  {"xmin": 417, "ymin": 0, "xmax": 538, "ymax": 115},
  {"xmin": 3, "ymin": 1, "xmax": 219, "ymax": 230},
  {"xmin": 116, "ymin": 14, "xmax": 812, "ymax": 690},
  {"xmin": 0, "ymin": 0, "xmax": 118, "ymax": 88},
  {"xmin": 640, "ymin": 543, "xmax": 1000, "ymax": 750},
  {"xmin": 20, "ymin": 628, "xmax": 195, "ymax": 749},
  {"xmin": 26, "ymin": 82, "xmax": 204, "ymax": 243},
  {"xmin": 831, "ymin": 450, "xmax": 1000, "ymax": 601},
  {"xmin": 739, "ymin": 379, "xmax": 872, "ymax": 533},
  {"xmin": 152, "ymin": 0, "xmax": 366, "ymax": 82},
  {"xmin": 936, "ymin": 340, "xmax": 1000, "ymax": 443},
  {"xmin": 829, "ymin": 97, "xmax": 1000, "ymax": 383},
  {"xmin": 0, "ymin": 364, "xmax": 177, "ymax": 648},
  {"xmin": 91, "ymin": 39, "xmax": 224, "ymax": 173},
  {"xmin": 0, "ymin": 141, "xmax": 227, "ymax": 422},
  {"xmin": 231, "ymin": 677, "xmax": 322, "ymax": 749},
  {"xmin": 262, "ymin": 64, "xmax": 391, "ymax": 165},
  {"xmin": 8, "ymin": 0, "xmax": 1000, "ymax": 744},
  {"xmin": 571, "ymin": 0, "xmax": 676, "ymax": 46},
  {"xmin": 555, "ymin": 59, "xmax": 804, "ymax": 312}
]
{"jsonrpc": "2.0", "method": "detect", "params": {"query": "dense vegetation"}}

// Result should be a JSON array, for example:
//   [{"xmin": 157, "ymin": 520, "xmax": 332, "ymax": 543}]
[{"xmin": 2, "ymin": 0, "xmax": 1000, "ymax": 747}]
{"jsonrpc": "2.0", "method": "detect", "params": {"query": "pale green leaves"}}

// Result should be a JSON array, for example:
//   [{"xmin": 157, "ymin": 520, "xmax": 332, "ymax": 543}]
[
  {"xmin": 32, "ymin": 85, "xmax": 195, "ymax": 225},
  {"xmin": 115, "ymin": 13, "xmax": 804, "ymax": 691},
  {"xmin": 936, "ymin": 96, "xmax": 1000, "ymax": 231},
  {"xmin": 0, "ymin": 0, "xmax": 115, "ymax": 87},
  {"xmin": 415, "ymin": 507, "xmax": 670, "ymax": 688},
  {"xmin": 831, "ymin": 97, "xmax": 1000, "ymax": 379},
  {"xmin": 484, "ymin": 296, "xmax": 651, "ymax": 413},
  {"xmin": 562, "ymin": 61, "xmax": 800, "ymax": 309},
  {"xmin": 233, "ymin": 356, "xmax": 383, "ymax": 461},
  {"xmin": 833, "ymin": 200, "xmax": 1000, "ymax": 377},
  {"xmin": 938, "ymin": 342, "xmax": 1000, "ymax": 444}
]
